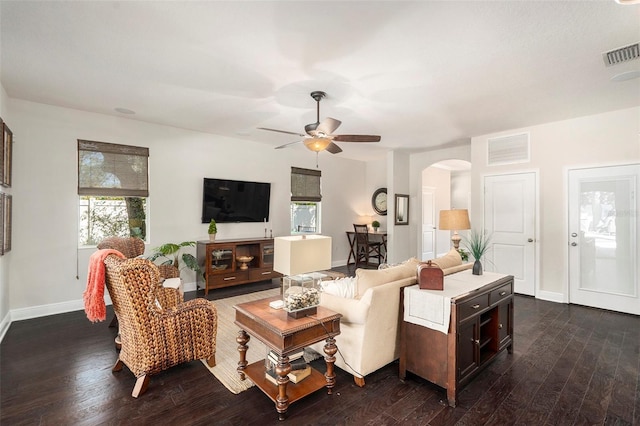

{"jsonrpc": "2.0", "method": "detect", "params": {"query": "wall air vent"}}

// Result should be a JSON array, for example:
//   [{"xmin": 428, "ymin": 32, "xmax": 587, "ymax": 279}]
[
  {"xmin": 603, "ymin": 42, "xmax": 640, "ymax": 67},
  {"xmin": 487, "ymin": 133, "xmax": 530, "ymax": 166}
]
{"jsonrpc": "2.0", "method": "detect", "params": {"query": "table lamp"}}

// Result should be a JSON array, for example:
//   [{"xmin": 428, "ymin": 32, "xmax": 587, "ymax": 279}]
[
  {"xmin": 439, "ymin": 209, "xmax": 471, "ymax": 250},
  {"xmin": 274, "ymin": 235, "xmax": 332, "ymax": 318}
]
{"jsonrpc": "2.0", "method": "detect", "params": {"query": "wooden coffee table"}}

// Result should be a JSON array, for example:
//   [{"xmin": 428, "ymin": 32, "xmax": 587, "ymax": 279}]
[{"xmin": 234, "ymin": 296, "xmax": 342, "ymax": 420}]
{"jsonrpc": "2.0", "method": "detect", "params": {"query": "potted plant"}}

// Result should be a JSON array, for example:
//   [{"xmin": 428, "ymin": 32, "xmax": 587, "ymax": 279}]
[
  {"xmin": 147, "ymin": 241, "xmax": 201, "ymax": 276},
  {"xmin": 208, "ymin": 219, "xmax": 217, "ymax": 241},
  {"xmin": 463, "ymin": 229, "xmax": 491, "ymax": 275},
  {"xmin": 371, "ymin": 220, "xmax": 380, "ymax": 232}
]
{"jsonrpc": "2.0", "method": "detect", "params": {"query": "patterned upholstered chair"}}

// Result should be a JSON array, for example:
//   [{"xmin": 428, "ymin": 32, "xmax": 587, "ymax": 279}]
[{"xmin": 104, "ymin": 254, "xmax": 217, "ymax": 397}]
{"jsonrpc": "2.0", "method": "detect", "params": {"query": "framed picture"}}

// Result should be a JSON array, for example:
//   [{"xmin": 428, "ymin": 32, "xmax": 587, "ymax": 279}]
[
  {"xmin": 0, "ymin": 118, "xmax": 4, "ymax": 188},
  {"xmin": 3, "ymin": 193, "xmax": 11, "ymax": 254},
  {"xmin": 0, "ymin": 194, "xmax": 4, "ymax": 256},
  {"xmin": 395, "ymin": 194, "xmax": 409, "ymax": 225},
  {"xmin": 2, "ymin": 121, "xmax": 12, "ymax": 188}
]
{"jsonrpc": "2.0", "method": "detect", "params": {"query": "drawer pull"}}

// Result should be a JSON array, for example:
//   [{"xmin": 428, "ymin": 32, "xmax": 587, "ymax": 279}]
[
  {"xmin": 498, "ymin": 323, "xmax": 503, "ymax": 329},
  {"xmin": 499, "ymin": 291, "xmax": 507, "ymax": 296},
  {"xmin": 261, "ymin": 271, "xmax": 271, "ymax": 275},
  {"xmin": 471, "ymin": 304, "xmax": 481, "ymax": 309},
  {"xmin": 223, "ymin": 276, "xmax": 237, "ymax": 281},
  {"xmin": 472, "ymin": 339, "xmax": 479, "ymax": 345}
]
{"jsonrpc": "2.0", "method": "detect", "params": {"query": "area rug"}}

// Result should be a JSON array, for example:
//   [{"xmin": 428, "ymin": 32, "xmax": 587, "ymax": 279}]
[{"xmin": 201, "ymin": 288, "xmax": 280, "ymax": 394}]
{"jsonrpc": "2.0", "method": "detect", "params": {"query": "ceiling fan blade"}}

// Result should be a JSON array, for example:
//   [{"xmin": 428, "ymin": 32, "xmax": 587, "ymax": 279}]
[
  {"xmin": 316, "ymin": 117, "xmax": 341, "ymax": 135},
  {"xmin": 304, "ymin": 122, "xmax": 319, "ymax": 136},
  {"xmin": 326, "ymin": 142, "xmax": 343, "ymax": 154},
  {"xmin": 332, "ymin": 134, "xmax": 381, "ymax": 143},
  {"xmin": 258, "ymin": 127, "xmax": 306, "ymax": 137},
  {"xmin": 275, "ymin": 140, "xmax": 303, "ymax": 149}
]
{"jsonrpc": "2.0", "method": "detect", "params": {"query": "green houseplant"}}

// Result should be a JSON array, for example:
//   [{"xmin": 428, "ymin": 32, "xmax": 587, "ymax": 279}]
[
  {"xmin": 463, "ymin": 229, "xmax": 491, "ymax": 275},
  {"xmin": 371, "ymin": 220, "xmax": 380, "ymax": 232},
  {"xmin": 147, "ymin": 241, "xmax": 201, "ymax": 276},
  {"xmin": 208, "ymin": 219, "xmax": 217, "ymax": 241}
]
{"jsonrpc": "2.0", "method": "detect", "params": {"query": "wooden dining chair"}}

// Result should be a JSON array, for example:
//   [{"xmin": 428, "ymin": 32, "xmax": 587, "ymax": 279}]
[{"xmin": 353, "ymin": 224, "xmax": 383, "ymax": 268}]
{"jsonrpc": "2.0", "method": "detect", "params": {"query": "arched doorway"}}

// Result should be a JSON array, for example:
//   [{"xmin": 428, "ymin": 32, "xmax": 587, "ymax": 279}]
[{"xmin": 421, "ymin": 159, "xmax": 471, "ymax": 260}]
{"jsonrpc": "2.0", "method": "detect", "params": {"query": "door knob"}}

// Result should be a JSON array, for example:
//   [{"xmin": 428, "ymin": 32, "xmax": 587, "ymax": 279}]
[
  {"xmin": 528, "ymin": 238, "xmax": 534, "ymax": 243},
  {"xmin": 571, "ymin": 242, "xmax": 577, "ymax": 246}
]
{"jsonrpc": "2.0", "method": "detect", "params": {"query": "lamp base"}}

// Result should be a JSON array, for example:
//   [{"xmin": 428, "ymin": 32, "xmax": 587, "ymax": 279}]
[{"xmin": 287, "ymin": 306, "xmax": 317, "ymax": 319}]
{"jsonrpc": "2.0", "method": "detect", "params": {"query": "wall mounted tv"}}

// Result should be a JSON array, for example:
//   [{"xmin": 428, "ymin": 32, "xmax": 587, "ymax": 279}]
[{"xmin": 201, "ymin": 178, "xmax": 271, "ymax": 223}]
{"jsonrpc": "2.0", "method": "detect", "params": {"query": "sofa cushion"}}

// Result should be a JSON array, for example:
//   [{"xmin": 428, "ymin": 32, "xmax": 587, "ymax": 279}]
[{"xmin": 355, "ymin": 258, "xmax": 420, "ymax": 298}]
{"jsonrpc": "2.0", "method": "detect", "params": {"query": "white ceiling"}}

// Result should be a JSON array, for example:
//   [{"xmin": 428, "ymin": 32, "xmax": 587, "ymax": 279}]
[{"xmin": 1, "ymin": 1, "xmax": 639, "ymax": 161}]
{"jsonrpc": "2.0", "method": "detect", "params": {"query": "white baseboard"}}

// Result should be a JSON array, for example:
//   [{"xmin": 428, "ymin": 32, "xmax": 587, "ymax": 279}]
[
  {"xmin": 536, "ymin": 290, "xmax": 565, "ymax": 304},
  {"xmin": 11, "ymin": 299, "xmax": 86, "ymax": 322},
  {"xmin": 6, "ymin": 280, "xmax": 198, "ymax": 328},
  {"xmin": 0, "ymin": 311, "xmax": 10, "ymax": 343}
]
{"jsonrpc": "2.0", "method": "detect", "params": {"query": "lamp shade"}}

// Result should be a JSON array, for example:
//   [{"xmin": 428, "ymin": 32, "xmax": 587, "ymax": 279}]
[
  {"xmin": 274, "ymin": 235, "xmax": 332, "ymax": 276},
  {"xmin": 439, "ymin": 209, "xmax": 471, "ymax": 230}
]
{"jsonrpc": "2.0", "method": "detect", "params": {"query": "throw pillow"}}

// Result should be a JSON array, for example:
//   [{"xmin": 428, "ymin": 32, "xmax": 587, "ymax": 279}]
[
  {"xmin": 430, "ymin": 249, "xmax": 462, "ymax": 270},
  {"xmin": 320, "ymin": 276, "xmax": 357, "ymax": 299}
]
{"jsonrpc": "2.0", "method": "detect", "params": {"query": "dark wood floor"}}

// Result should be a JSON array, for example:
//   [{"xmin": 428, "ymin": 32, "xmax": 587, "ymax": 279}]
[{"xmin": 1, "ymin": 264, "xmax": 639, "ymax": 425}]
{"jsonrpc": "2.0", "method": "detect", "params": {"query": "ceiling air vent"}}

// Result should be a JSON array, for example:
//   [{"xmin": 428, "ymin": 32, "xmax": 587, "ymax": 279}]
[
  {"xmin": 487, "ymin": 133, "xmax": 530, "ymax": 166},
  {"xmin": 603, "ymin": 42, "xmax": 640, "ymax": 67}
]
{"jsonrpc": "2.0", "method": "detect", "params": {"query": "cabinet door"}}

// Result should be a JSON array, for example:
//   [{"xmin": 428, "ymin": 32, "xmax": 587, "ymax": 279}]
[
  {"xmin": 208, "ymin": 244, "xmax": 236, "ymax": 274},
  {"xmin": 497, "ymin": 301, "xmax": 512, "ymax": 348},
  {"xmin": 261, "ymin": 242, "xmax": 275, "ymax": 268},
  {"xmin": 457, "ymin": 319, "xmax": 479, "ymax": 382}
]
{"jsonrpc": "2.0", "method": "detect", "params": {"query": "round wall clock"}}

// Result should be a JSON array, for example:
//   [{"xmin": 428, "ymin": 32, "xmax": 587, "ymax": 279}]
[{"xmin": 372, "ymin": 187, "xmax": 388, "ymax": 215}]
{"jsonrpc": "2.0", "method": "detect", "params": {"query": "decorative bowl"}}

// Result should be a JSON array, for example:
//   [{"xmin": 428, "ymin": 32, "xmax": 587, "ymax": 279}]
[{"xmin": 236, "ymin": 255, "xmax": 254, "ymax": 270}]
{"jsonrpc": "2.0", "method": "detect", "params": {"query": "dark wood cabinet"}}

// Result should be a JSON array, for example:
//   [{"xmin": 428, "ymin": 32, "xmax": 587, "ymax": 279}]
[
  {"xmin": 399, "ymin": 273, "xmax": 514, "ymax": 407},
  {"xmin": 196, "ymin": 238, "xmax": 281, "ymax": 295}
]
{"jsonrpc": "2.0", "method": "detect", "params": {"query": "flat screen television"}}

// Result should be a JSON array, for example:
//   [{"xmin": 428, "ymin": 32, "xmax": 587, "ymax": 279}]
[{"xmin": 201, "ymin": 178, "xmax": 271, "ymax": 223}]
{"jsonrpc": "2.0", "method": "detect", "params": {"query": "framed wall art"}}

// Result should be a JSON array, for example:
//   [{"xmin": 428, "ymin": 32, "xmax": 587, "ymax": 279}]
[
  {"xmin": 3, "ymin": 193, "xmax": 11, "ymax": 254},
  {"xmin": 395, "ymin": 194, "xmax": 409, "ymax": 225},
  {"xmin": 0, "ymin": 193, "xmax": 4, "ymax": 256},
  {"xmin": 2, "ymin": 121, "xmax": 12, "ymax": 188}
]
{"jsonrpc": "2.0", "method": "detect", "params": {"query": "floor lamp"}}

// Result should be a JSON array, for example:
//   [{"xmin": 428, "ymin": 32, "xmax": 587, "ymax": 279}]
[{"xmin": 439, "ymin": 209, "xmax": 471, "ymax": 250}]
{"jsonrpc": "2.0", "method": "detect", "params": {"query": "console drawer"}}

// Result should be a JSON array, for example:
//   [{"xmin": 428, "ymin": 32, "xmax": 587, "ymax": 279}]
[
  {"xmin": 209, "ymin": 270, "xmax": 249, "ymax": 287},
  {"xmin": 249, "ymin": 268, "xmax": 280, "ymax": 281},
  {"xmin": 458, "ymin": 294, "xmax": 489, "ymax": 320},
  {"xmin": 490, "ymin": 283, "xmax": 513, "ymax": 305}
]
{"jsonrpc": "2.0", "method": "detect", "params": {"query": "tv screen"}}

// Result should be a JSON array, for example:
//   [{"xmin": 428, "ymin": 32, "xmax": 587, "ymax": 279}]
[{"xmin": 202, "ymin": 178, "xmax": 271, "ymax": 223}]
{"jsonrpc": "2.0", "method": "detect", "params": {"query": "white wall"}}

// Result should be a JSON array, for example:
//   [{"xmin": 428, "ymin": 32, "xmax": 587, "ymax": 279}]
[
  {"xmin": 471, "ymin": 106, "xmax": 640, "ymax": 300},
  {"xmin": 7, "ymin": 98, "xmax": 366, "ymax": 319},
  {"xmin": 0, "ymin": 84, "xmax": 10, "ymax": 339}
]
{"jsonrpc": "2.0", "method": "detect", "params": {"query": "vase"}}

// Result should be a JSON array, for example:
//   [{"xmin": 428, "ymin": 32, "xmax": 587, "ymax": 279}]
[
  {"xmin": 472, "ymin": 259, "xmax": 483, "ymax": 275},
  {"xmin": 209, "ymin": 233, "xmax": 216, "ymax": 242}
]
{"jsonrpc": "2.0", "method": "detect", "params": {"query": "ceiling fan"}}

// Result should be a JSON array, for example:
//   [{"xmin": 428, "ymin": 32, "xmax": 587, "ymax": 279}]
[{"xmin": 258, "ymin": 91, "xmax": 381, "ymax": 154}]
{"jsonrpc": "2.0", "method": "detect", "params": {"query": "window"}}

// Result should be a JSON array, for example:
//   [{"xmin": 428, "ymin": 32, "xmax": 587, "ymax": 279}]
[
  {"xmin": 77, "ymin": 140, "xmax": 149, "ymax": 246},
  {"xmin": 290, "ymin": 167, "xmax": 321, "ymax": 234}
]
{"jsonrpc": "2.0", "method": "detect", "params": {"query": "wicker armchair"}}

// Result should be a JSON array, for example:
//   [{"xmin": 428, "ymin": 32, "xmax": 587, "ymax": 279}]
[
  {"xmin": 97, "ymin": 236, "xmax": 180, "ymax": 345},
  {"xmin": 104, "ymin": 255, "xmax": 217, "ymax": 397},
  {"xmin": 97, "ymin": 236, "xmax": 181, "ymax": 280}
]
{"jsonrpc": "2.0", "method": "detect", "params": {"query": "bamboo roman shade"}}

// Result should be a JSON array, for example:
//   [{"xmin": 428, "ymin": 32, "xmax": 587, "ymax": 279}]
[
  {"xmin": 77, "ymin": 140, "xmax": 149, "ymax": 197},
  {"xmin": 290, "ymin": 167, "xmax": 321, "ymax": 202}
]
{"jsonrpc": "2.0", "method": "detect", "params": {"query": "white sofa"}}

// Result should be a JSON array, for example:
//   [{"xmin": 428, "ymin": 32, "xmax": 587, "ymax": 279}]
[{"xmin": 311, "ymin": 249, "xmax": 471, "ymax": 386}]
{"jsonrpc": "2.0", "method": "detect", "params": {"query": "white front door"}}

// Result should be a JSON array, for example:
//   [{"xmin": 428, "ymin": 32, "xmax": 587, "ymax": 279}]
[
  {"xmin": 484, "ymin": 173, "xmax": 537, "ymax": 296},
  {"xmin": 568, "ymin": 164, "xmax": 639, "ymax": 315},
  {"xmin": 421, "ymin": 187, "xmax": 436, "ymax": 260}
]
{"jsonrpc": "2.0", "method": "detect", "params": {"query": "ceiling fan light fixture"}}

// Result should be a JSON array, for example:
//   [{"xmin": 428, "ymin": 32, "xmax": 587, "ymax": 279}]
[{"xmin": 304, "ymin": 137, "xmax": 332, "ymax": 152}]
